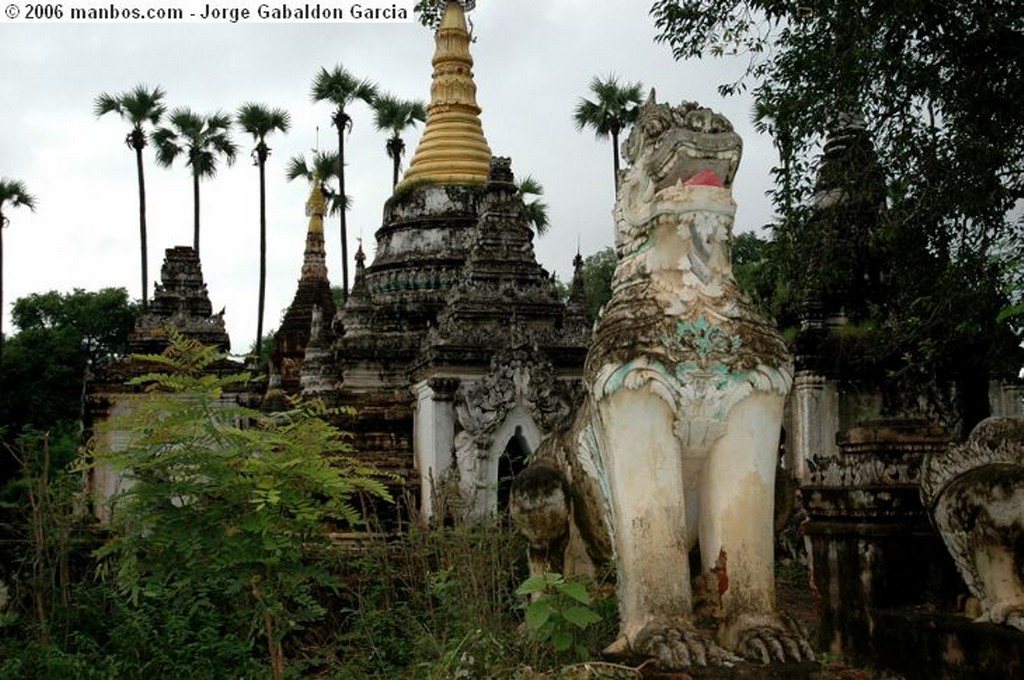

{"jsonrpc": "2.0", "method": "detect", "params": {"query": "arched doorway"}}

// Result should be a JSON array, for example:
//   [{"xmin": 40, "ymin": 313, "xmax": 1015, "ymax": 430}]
[{"xmin": 496, "ymin": 425, "xmax": 530, "ymax": 514}]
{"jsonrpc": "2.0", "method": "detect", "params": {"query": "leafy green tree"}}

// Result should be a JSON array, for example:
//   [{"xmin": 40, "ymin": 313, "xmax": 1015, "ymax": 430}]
[
  {"xmin": 572, "ymin": 74, "xmax": 644, "ymax": 195},
  {"xmin": 0, "ymin": 288, "xmax": 137, "ymax": 485},
  {"xmin": 517, "ymin": 175, "xmax": 550, "ymax": 236},
  {"xmin": 412, "ymin": 0, "xmax": 446, "ymax": 29},
  {"xmin": 373, "ymin": 94, "xmax": 427, "ymax": 189},
  {"xmin": 152, "ymin": 108, "xmax": 238, "ymax": 256},
  {"xmin": 580, "ymin": 246, "xmax": 616, "ymax": 325},
  {"xmin": 285, "ymin": 150, "xmax": 349, "ymax": 217},
  {"xmin": 0, "ymin": 178, "xmax": 36, "ymax": 359},
  {"xmin": 236, "ymin": 103, "xmax": 291, "ymax": 353},
  {"xmin": 652, "ymin": 0, "xmax": 1024, "ymax": 421},
  {"xmin": 91, "ymin": 331, "xmax": 390, "ymax": 679},
  {"xmin": 94, "ymin": 85, "xmax": 166, "ymax": 308},
  {"xmin": 311, "ymin": 65, "xmax": 378, "ymax": 297}
]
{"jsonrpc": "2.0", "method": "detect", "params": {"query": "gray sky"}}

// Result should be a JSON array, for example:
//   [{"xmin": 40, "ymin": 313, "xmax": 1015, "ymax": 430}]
[{"xmin": 0, "ymin": 0, "xmax": 778, "ymax": 354}]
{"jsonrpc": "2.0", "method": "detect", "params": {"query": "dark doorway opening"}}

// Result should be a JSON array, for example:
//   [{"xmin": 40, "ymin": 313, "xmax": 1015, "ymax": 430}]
[{"xmin": 497, "ymin": 425, "xmax": 530, "ymax": 515}]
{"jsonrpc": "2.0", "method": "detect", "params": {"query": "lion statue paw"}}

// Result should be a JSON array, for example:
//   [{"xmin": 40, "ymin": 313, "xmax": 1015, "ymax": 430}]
[
  {"xmin": 723, "ymin": 613, "xmax": 816, "ymax": 665},
  {"xmin": 606, "ymin": 618, "xmax": 739, "ymax": 669}
]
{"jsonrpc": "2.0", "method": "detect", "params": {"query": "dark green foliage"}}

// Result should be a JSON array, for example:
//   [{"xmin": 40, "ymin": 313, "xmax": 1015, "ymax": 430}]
[
  {"xmin": 0, "ymin": 288, "xmax": 138, "ymax": 481},
  {"xmin": 581, "ymin": 247, "xmax": 616, "ymax": 325},
  {"xmin": 731, "ymin": 231, "xmax": 800, "ymax": 330},
  {"xmin": 413, "ymin": 0, "xmax": 446, "ymax": 29},
  {"xmin": 517, "ymin": 572, "xmax": 604, "ymax": 662},
  {"xmin": 90, "ymin": 331, "xmax": 390, "ymax": 678},
  {"xmin": 651, "ymin": 0, "xmax": 1024, "ymax": 419}
]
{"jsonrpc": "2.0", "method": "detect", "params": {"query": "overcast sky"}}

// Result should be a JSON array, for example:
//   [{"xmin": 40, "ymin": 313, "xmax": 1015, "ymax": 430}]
[{"xmin": 0, "ymin": 0, "xmax": 779, "ymax": 354}]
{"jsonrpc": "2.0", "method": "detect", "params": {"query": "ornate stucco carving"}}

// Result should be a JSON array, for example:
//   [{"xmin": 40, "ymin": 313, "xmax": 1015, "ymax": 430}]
[{"xmin": 454, "ymin": 345, "xmax": 578, "ymax": 452}]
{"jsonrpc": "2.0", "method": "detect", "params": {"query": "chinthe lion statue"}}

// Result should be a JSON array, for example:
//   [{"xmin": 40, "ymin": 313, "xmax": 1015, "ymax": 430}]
[{"xmin": 511, "ymin": 93, "xmax": 813, "ymax": 669}]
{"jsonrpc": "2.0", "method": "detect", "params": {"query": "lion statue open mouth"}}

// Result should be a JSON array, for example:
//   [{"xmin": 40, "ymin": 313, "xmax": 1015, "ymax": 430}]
[{"xmin": 512, "ymin": 93, "xmax": 813, "ymax": 669}]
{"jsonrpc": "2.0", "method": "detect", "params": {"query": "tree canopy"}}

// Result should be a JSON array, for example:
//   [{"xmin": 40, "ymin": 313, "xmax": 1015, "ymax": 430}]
[
  {"xmin": 651, "ymin": 0, "xmax": 1024, "ymax": 422},
  {"xmin": 0, "ymin": 288, "xmax": 137, "ymax": 481}
]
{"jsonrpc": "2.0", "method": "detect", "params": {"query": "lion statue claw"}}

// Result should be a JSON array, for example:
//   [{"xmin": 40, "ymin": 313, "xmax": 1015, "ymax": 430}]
[{"xmin": 512, "ymin": 93, "xmax": 812, "ymax": 668}]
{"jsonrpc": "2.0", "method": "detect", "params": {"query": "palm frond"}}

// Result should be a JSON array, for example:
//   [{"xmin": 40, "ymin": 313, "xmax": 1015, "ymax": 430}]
[
  {"xmin": 311, "ymin": 65, "xmax": 379, "ymax": 110},
  {"xmin": 517, "ymin": 175, "xmax": 549, "ymax": 236},
  {"xmin": 154, "ymin": 108, "xmax": 237, "ymax": 176},
  {"xmin": 94, "ymin": 84, "xmax": 166, "ymax": 127},
  {"xmin": 236, "ymin": 102, "xmax": 291, "ymax": 139},
  {"xmin": 0, "ymin": 178, "xmax": 38, "ymax": 212},
  {"xmin": 573, "ymin": 73, "xmax": 644, "ymax": 138}
]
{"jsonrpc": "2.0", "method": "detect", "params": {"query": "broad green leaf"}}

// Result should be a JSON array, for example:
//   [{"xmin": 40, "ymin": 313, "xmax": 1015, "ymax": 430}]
[
  {"xmin": 562, "ymin": 605, "xmax": 602, "ymax": 629},
  {"xmin": 552, "ymin": 629, "xmax": 573, "ymax": 652},
  {"xmin": 525, "ymin": 599, "xmax": 552, "ymax": 632},
  {"xmin": 558, "ymin": 579, "xmax": 591, "ymax": 605},
  {"xmin": 515, "ymin": 575, "xmax": 549, "ymax": 596}
]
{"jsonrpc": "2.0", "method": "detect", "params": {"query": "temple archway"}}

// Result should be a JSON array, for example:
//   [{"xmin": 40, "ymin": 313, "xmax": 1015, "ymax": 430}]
[{"xmin": 497, "ymin": 425, "xmax": 531, "ymax": 514}]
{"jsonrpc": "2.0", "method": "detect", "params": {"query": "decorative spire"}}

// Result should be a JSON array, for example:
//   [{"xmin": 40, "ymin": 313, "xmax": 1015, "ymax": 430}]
[
  {"xmin": 340, "ymin": 240, "xmax": 373, "ymax": 336},
  {"xmin": 569, "ymin": 250, "xmax": 586, "ymax": 307},
  {"xmin": 397, "ymin": 0, "xmax": 492, "ymax": 190},
  {"xmin": 301, "ymin": 177, "xmax": 329, "ymax": 281},
  {"xmin": 349, "ymin": 240, "xmax": 369, "ymax": 300}
]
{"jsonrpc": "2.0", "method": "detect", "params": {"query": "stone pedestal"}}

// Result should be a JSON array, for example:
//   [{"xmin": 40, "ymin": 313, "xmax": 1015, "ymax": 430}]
[
  {"xmin": 872, "ymin": 610, "xmax": 1024, "ymax": 679},
  {"xmin": 802, "ymin": 420, "xmax": 963, "ymax": 663}
]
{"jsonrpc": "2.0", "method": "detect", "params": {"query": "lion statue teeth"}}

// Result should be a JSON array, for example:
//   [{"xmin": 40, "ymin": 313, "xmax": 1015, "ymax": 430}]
[{"xmin": 511, "ymin": 92, "xmax": 813, "ymax": 669}]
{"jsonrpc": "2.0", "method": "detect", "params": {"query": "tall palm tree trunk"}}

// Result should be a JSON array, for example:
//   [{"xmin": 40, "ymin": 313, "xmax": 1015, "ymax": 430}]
[
  {"xmin": 337, "ymin": 124, "xmax": 348, "ymax": 299},
  {"xmin": 192, "ymin": 172, "xmax": 201, "ymax": 256},
  {"xmin": 391, "ymin": 145, "xmax": 400, "ymax": 189},
  {"xmin": 611, "ymin": 128, "xmax": 621, "ymax": 195},
  {"xmin": 257, "ymin": 157, "xmax": 267, "ymax": 349},
  {"xmin": 135, "ymin": 144, "xmax": 149, "ymax": 309}
]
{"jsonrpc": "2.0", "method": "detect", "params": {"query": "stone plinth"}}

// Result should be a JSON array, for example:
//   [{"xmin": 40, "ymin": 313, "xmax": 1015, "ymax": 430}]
[
  {"xmin": 802, "ymin": 420, "xmax": 963, "ymax": 663},
  {"xmin": 872, "ymin": 610, "xmax": 1024, "ymax": 680}
]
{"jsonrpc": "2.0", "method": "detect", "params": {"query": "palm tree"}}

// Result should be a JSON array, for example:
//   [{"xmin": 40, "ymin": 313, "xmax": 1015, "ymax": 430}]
[
  {"xmin": 572, "ymin": 74, "xmax": 644, "ymax": 195},
  {"xmin": 152, "ymin": 108, "xmax": 237, "ymax": 257},
  {"xmin": 236, "ymin": 103, "xmax": 291, "ymax": 354},
  {"xmin": 372, "ymin": 94, "xmax": 427, "ymax": 188},
  {"xmin": 311, "ymin": 65, "xmax": 378, "ymax": 297},
  {"xmin": 94, "ymin": 84, "xmax": 166, "ymax": 308},
  {"xmin": 0, "ymin": 178, "xmax": 37, "ymax": 357},
  {"xmin": 285, "ymin": 150, "xmax": 349, "ymax": 218},
  {"xmin": 517, "ymin": 175, "xmax": 550, "ymax": 236}
]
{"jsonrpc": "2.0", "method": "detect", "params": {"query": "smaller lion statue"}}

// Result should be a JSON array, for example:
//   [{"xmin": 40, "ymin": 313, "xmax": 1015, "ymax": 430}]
[
  {"xmin": 512, "ymin": 93, "xmax": 813, "ymax": 669},
  {"xmin": 922, "ymin": 416, "xmax": 1024, "ymax": 633}
]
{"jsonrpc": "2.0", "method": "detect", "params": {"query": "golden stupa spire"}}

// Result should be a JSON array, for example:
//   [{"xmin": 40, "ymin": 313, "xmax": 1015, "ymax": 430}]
[
  {"xmin": 301, "ymin": 175, "xmax": 328, "ymax": 281},
  {"xmin": 305, "ymin": 173, "xmax": 326, "ymax": 234},
  {"xmin": 396, "ymin": 0, "xmax": 492, "ymax": 190}
]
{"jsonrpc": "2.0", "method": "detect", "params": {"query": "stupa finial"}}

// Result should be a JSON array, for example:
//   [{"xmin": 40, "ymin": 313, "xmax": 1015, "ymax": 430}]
[
  {"xmin": 300, "ymin": 175, "xmax": 329, "ymax": 281},
  {"xmin": 305, "ymin": 173, "xmax": 326, "ymax": 234},
  {"xmin": 397, "ymin": 0, "xmax": 492, "ymax": 190}
]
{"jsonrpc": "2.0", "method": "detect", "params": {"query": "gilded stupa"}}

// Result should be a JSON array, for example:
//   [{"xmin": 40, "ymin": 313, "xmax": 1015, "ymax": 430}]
[
  {"xmin": 269, "ymin": 175, "xmax": 337, "ymax": 398},
  {"xmin": 397, "ymin": 0, "xmax": 492, "ymax": 189}
]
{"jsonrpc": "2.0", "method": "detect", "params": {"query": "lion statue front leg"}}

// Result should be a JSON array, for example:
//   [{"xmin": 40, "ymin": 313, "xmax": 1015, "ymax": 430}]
[
  {"xmin": 700, "ymin": 394, "xmax": 815, "ymax": 665},
  {"xmin": 592, "ymin": 387, "xmax": 737, "ymax": 668}
]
